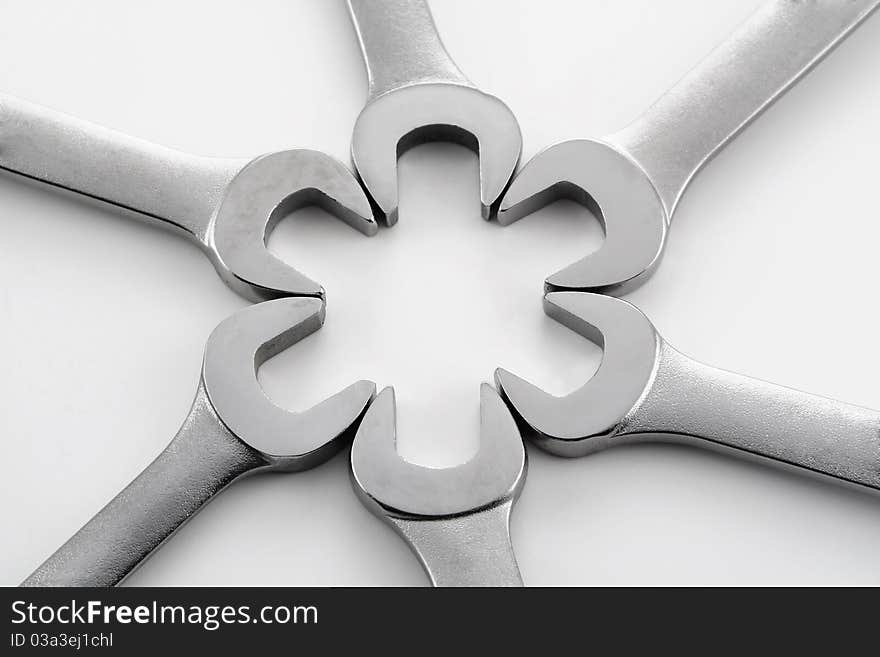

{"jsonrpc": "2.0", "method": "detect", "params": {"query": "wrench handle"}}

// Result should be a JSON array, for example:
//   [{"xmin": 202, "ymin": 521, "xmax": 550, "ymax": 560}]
[
  {"xmin": 0, "ymin": 94, "xmax": 242, "ymax": 243},
  {"xmin": 609, "ymin": 0, "xmax": 879, "ymax": 216},
  {"xmin": 21, "ymin": 385, "xmax": 266, "ymax": 587},
  {"xmin": 390, "ymin": 503, "xmax": 523, "ymax": 587},
  {"xmin": 346, "ymin": 0, "xmax": 470, "ymax": 99},
  {"xmin": 632, "ymin": 347, "xmax": 880, "ymax": 491}
]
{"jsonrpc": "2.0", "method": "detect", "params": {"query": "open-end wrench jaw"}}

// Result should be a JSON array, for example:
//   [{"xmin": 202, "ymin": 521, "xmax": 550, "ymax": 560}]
[
  {"xmin": 0, "ymin": 95, "xmax": 378, "ymax": 303},
  {"xmin": 351, "ymin": 83, "xmax": 521, "ymax": 226},
  {"xmin": 203, "ymin": 297, "xmax": 376, "ymax": 471},
  {"xmin": 496, "ymin": 139, "xmax": 668, "ymax": 297},
  {"xmin": 495, "ymin": 291, "xmax": 661, "ymax": 457},
  {"xmin": 208, "ymin": 149, "xmax": 378, "ymax": 302},
  {"xmin": 350, "ymin": 385, "xmax": 526, "ymax": 586},
  {"xmin": 497, "ymin": 292, "xmax": 880, "ymax": 494},
  {"xmin": 345, "ymin": 0, "xmax": 521, "ymax": 225},
  {"xmin": 350, "ymin": 384, "xmax": 526, "ymax": 518},
  {"xmin": 496, "ymin": 1, "xmax": 880, "ymax": 297},
  {"xmin": 22, "ymin": 297, "xmax": 377, "ymax": 587}
]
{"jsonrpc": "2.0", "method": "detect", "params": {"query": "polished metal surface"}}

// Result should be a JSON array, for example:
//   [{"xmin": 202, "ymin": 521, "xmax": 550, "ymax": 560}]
[
  {"xmin": 10, "ymin": 0, "xmax": 880, "ymax": 588},
  {"xmin": 22, "ymin": 298, "xmax": 375, "ymax": 586},
  {"xmin": 497, "ymin": 0, "xmax": 879, "ymax": 295},
  {"xmin": 0, "ymin": 94, "xmax": 377, "ymax": 301},
  {"xmin": 496, "ymin": 292, "xmax": 880, "ymax": 492},
  {"xmin": 350, "ymin": 385, "xmax": 526, "ymax": 586},
  {"xmin": 347, "ymin": 0, "xmax": 521, "ymax": 224}
]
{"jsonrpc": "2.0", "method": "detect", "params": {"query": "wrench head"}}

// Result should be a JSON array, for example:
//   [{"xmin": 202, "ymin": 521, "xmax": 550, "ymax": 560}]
[
  {"xmin": 350, "ymin": 385, "xmax": 526, "ymax": 519},
  {"xmin": 210, "ymin": 149, "xmax": 378, "ymax": 302},
  {"xmin": 202, "ymin": 297, "xmax": 376, "ymax": 470},
  {"xmin": 495, "ymin": 292, "xmax": 661, "ymax": 457},
  {"xmin": 497, "ymin": 139, "xmax": 668, "ymax": 296},
  {"xmin": 351, "ymin": 82, "xmax": 522, "ymax": 225}
]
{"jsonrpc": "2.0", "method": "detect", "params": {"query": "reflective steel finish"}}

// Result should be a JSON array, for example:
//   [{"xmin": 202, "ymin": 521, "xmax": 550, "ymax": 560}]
[
  {"xmin": 350, "ymin": 385, "xmax": 526, "ymax": 586},
  {"xmin": 347, "ymin": 0, "xmax": 521, "ymax": 224},
  {"xmin": 498, "ymin": 0, "xmax": 879, "ymax": 295},
  {"xmin": 497, "ymin": 292, "xmax": 880, "ymax": 493},
  {"xmin": 0, "ymin": 95, "xmax": 377, "ymax": 301},
  {"xmin": 22, "ymin": 299, "xmax": 375, "ymax": 586}
]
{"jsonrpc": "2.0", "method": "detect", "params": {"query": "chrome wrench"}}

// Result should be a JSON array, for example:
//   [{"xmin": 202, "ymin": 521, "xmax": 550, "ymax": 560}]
[
  {"xmin": 346, "ymin": 0, "xmax": 521, "ymax": 224},
  {"xmin": 498, "ymin": 0, "xmax": 880, "ymax": 295},
  {"xmin": 0, "ymin": 95, "xmax": 377, "ymax": 301},
  {"xmin": 22, "ymin": 298, "xmax": 375, "ymax": 586},
  {"xmin": 497, "ymin": 292, "xmax": 880, "ymax": 493},
  {"xmin": 350, "ymin": 385, "xmax": 527, "ymax": 586}
]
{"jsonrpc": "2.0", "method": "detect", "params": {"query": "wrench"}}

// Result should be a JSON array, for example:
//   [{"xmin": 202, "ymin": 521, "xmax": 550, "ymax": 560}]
[
  {"xmin": 346, "ymin": 0, "xmax": 521, "ymax": 224},
  {"xmin": 495, "ymin": 292, "xmax": 880, "ymax": 493},
  {"xmin": 0, "ymin": 94, "xmax": 378, "ymax": 302},
  {"xmin": 22, "ymin": 298, "xmax": 375, "ymax": 586},
  {"xmin": 497, "ymin": 0, "xmax": 879, "ymax": 295},
  {"xmin": 350, "ymin": 385, "xmax": 527, "ymax": 586}
]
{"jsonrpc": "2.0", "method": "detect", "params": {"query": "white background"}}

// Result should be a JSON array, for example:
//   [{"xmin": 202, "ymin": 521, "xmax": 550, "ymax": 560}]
[{"xmin": 2, "ymin": 0, "xmax": 879, "ymax": 586}]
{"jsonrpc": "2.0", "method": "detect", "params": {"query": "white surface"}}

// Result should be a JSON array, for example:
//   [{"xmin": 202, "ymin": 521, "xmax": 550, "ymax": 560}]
[{"xmin": 1, "ymin": 0, "xmax": 879, "ymax": 586}]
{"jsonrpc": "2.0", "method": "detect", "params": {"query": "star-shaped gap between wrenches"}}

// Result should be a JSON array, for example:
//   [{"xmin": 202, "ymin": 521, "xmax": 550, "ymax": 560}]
[{"xmin": 265, "ymin": 146, "xmax": 600, "ymax": 466}]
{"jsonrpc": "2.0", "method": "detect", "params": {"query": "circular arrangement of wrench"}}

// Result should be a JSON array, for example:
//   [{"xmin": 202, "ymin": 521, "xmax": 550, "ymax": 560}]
[{"xmin": 7, "ymin": 0, "xmax": 880, "ymax": 587}]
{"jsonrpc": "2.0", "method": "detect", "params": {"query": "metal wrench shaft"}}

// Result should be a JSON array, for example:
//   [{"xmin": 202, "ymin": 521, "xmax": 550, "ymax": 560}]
[
  {"xmin": 628, "ymin": 346, "xmax": 880, "ymax": 490},
  {"xmin": 22, "ymin": 385, "xmax": 266, "ymax": 587},
  {"xmin": 611, "ymin": 0, "xmax": 880, "ymax": 215},
  {"xmin": 347, "ymin": 0, "xmax": 469, "ymax": 97},
  {"xmin": 0, "ymin": 95, "xmax": 240, "ymax": 242},
  {"xmin": 390, "ymin": 504, "xmax": 522, "ymax": 587}
]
